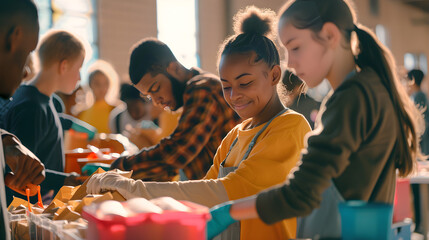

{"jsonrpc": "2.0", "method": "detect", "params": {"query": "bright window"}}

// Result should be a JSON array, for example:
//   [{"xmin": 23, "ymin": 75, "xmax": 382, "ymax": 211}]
[
  {"xmin": 34, "ymin": 0, "xmax": 98, "ymax": 83},
  {"xmin": 404, "ymin": 53, "xmax": 418, "ymax": 71},
  {"xmin": 404, "ymin": 53, "xmax": 428, "ymax": 75},
  {"xmin": 156, "ymin": 0, "xmax": 199, "ymax": 68},
  {"xmin": 375, "ymin": 24, "xmax": 389, "ymax": 47},
  {"xmin": 419, "ymin": 54, "xmax": 428, "ymax": 74}
]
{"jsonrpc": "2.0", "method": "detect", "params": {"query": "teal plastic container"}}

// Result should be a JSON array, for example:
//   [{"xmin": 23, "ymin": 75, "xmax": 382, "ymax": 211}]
[
  {"xmin": 81, "ymin": 163, "xmax": 111, "ymax": 176},
  {"xmin": 339, "ymin": 200, "xmax": 393, "ymax": 240}
]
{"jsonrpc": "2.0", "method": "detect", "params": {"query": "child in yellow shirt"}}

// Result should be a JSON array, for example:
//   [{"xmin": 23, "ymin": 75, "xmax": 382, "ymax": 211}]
[
  {"xmin": 78, "ymin": 61, "xmax": 117, "ymax": 133},
  {"xmin": 86, "ymin": 6, "xmax": 310, "ymax": 240}
]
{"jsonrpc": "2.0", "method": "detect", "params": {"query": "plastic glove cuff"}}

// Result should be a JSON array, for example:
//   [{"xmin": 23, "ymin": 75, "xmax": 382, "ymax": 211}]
[{"xmin": 212, "ymin": 202, "xmax": 237, "ymax": 225}]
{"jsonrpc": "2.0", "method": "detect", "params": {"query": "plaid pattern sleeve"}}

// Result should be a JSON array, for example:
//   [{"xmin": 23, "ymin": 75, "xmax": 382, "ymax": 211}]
[{"xmin": 110, "ymin": 83, "xmax": 227, "ymax": 181}]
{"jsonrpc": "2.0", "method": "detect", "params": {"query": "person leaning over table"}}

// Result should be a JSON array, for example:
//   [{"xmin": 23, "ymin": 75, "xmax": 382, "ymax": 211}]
[{"xmin": 109, "ymin": 37, "xmax": 240, "ymax": 181}]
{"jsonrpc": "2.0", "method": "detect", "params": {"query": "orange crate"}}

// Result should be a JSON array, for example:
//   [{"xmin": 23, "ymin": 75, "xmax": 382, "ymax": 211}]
[
  {"xmin": 76, "ymin": 157, "xmax": 117, "ymax": 172},
  {"xmin": 65, "ymin": 148, "xmax": 110, "ymax": 174}
]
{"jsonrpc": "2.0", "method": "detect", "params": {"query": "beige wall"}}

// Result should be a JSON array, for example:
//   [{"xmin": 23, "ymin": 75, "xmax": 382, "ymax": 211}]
[
  {"xmin": 97, "ymin": 0, "xmax": 429, "ymax": 80},
  {"xmin": 225, "ymin": 0, "xmax": 429, "ymax": 71},
  {"xmin": 98, "ymin": 0, "xmax": 157, "ymax": 81},
  {"xmin": 227, "ymin": 0, "xmax": 285, "ymax": 35},
  {"xmin": 198, "ymin": 0, "xmax": 227, "ymax": 74},
  {"xmin": 353, "ymin": 0, "xmax": 429, "ymax": 70}
]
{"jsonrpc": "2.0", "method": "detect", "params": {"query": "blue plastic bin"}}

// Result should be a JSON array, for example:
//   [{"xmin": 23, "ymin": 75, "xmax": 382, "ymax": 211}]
[{"xmin": 339, "ymin": 200, "xmax": 393, "ymax": 240}]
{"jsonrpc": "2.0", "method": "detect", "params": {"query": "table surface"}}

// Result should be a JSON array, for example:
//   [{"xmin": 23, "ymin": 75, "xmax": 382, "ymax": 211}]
[{"xmin": 410, "ymin": 162, "xmax": 429, "ymax": 184}]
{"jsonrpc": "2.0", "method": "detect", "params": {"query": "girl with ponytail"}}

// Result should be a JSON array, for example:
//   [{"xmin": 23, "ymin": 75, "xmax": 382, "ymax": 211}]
[
  {"xmin": 207, "ymin": 0, "xmax": 424, "ymax": 239},
  {"xmin": 86, "ymin": 6, "xmax": 310, "ymax": 240}
]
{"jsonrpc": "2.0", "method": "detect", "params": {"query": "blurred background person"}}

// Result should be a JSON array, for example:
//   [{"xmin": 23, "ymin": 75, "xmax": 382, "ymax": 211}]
[
  {"xmin": 406, "ymin": 69, "xmax": 429, "ymax": 234},
  {"xmin": 407, "ymin": 69, "xmax": 429, "ymax": 155},
  {"xmin": 78, "ymin": 60, "xmax": 119, "ymax": 133},
  {"xmin": 124, "ymin": 104, "xmax": 182, "ymax": 149},
  {"xmin": 109, "ymin": 83, "xmax": 156, "ymax": 135},
  {"xmin": 20, "ymin": 48, "xmax": 97, "ymax": 141},
  {"xmin": 281, "ymin": 70, "xmax": 320, "ymax": 129}
]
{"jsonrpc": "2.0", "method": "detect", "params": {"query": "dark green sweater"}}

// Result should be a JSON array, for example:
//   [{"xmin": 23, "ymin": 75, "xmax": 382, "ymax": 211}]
[{"xmin": 256, "ymin": 68, "xmax": 400, "ymax": 224}]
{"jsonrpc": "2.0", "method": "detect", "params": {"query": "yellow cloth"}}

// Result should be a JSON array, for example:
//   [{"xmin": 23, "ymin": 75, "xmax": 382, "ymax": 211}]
[
  {"xmin": 204, "ymin": 109, "xmax": 311, "ymax": 240},
  {"xmin": 78, "ymin": 100, "xmax": 115, "ymax": 133}
]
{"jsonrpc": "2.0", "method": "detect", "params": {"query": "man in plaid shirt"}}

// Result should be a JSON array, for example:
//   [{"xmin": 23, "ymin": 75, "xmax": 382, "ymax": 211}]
[{"xmin": 110, "ymin": 38, "xmax": 240, "ymax": 181}]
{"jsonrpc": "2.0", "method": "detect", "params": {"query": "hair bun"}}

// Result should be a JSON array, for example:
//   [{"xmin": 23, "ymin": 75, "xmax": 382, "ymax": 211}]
[{"xmin": 233, "ymin": 6, "xmax": 276, "ymax": 39}]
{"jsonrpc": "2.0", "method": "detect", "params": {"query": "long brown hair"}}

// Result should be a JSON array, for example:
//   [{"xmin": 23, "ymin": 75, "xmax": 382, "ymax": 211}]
[{"xmin": 278, "ymin": 0, "xmax": 424, "ymax": 177}]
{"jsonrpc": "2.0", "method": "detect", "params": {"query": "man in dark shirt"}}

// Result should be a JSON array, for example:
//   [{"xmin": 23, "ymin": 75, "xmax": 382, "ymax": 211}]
[{"xmin": 0, "ymin": 1, "xmax": 46, "ymax": 239}]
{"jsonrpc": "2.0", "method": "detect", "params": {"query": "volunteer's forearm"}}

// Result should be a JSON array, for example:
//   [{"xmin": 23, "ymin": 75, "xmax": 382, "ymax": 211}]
[
  {"xmin": 136, "ymin": 179, "xmax": 230, "ymax": 208},
  {"xmin": 230, "ymin": 195, "xmax": 258, "ymax": 221}
]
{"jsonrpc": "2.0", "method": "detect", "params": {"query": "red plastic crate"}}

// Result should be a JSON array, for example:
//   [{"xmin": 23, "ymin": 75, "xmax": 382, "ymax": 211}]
[
  {"xmin": 393, "ymin": 178, "xmax": 412, "ymax": 223},
  {"xmin": 82, "ymin": 200, "xmax": 210, "ymax": 240}
]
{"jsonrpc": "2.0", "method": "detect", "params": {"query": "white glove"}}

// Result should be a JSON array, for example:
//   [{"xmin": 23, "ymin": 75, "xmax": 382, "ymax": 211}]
[
  {"xmin": 86, "ymin": 171, "xmax": 230, "ymax": 207},
  {"xmin": 86, "ymin": 171, "xmax": 138, "ymax": 199}
]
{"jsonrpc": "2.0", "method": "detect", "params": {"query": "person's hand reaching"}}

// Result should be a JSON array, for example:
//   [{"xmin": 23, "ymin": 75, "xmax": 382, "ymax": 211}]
[{"xmin": 3, "ymin": 135, "xmax": 45, "ymax": 195}]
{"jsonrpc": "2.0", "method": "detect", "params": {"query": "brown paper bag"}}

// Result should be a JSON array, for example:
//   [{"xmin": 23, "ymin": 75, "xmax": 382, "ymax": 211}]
[
  {"xmin": 111, "ymin": 190, "xmax": 126, "ymax": 202},
  {"xmin": 92, "ymin": 192, "xmax": 114, "ymax": 204},
  {"xmin": 43, "ymin": 199, "xmax": 65, "ymax": 214},
  {"xmin": 74, "ymin": 192, "xmax": 117, "ymax": 213},
  {"xmin": 67, "ymin": 200, "xmax": 82, "ymax": 211},
  {"xmin": 10, "ymin": 205, "xmax": 26, "ymax": 215},
  {"xmin": 15, "ymin": 220, "xmax": 29, "ymax": 240},
  {"xmin": 53, "ymin": 206, "xmax": 81, "ymax": 221},
  {"xmin": 53, "ymin": 185, "xmax": 80, "ymax": 202},
  {"xmin": 71, "ymin": 168, "xmax": 132, "ymax": 200},
  {"xmin": 74, "ymin": 196, "xmax": 96, "ymax": 214},
  {"xmin": 8, "ymin": 197, "xmax": 28, "ymax": 211},
  {"xmin": 31, "ymin": 207, "xmax": 44, "ymax": 214},
  {"xmin": 70, "ymin": 168, "xmax": 106, "ymax": 200}
]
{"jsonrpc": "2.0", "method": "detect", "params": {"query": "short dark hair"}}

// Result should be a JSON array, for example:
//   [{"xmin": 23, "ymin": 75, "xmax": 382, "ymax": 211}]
[
  {"xmin": 128, "ymin": 38, "xmax": 177, "ymax": 85},
  {"xmin": 0, "ymin": 0, "xmax": 38, "ymax": 30},
  {"xmin": 120, "ymin": 83, "xmax": 146, "ymax": 102},
  {"xmin": 408, "ymin": 69, "xmax": 425, "ymax": 87}
]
